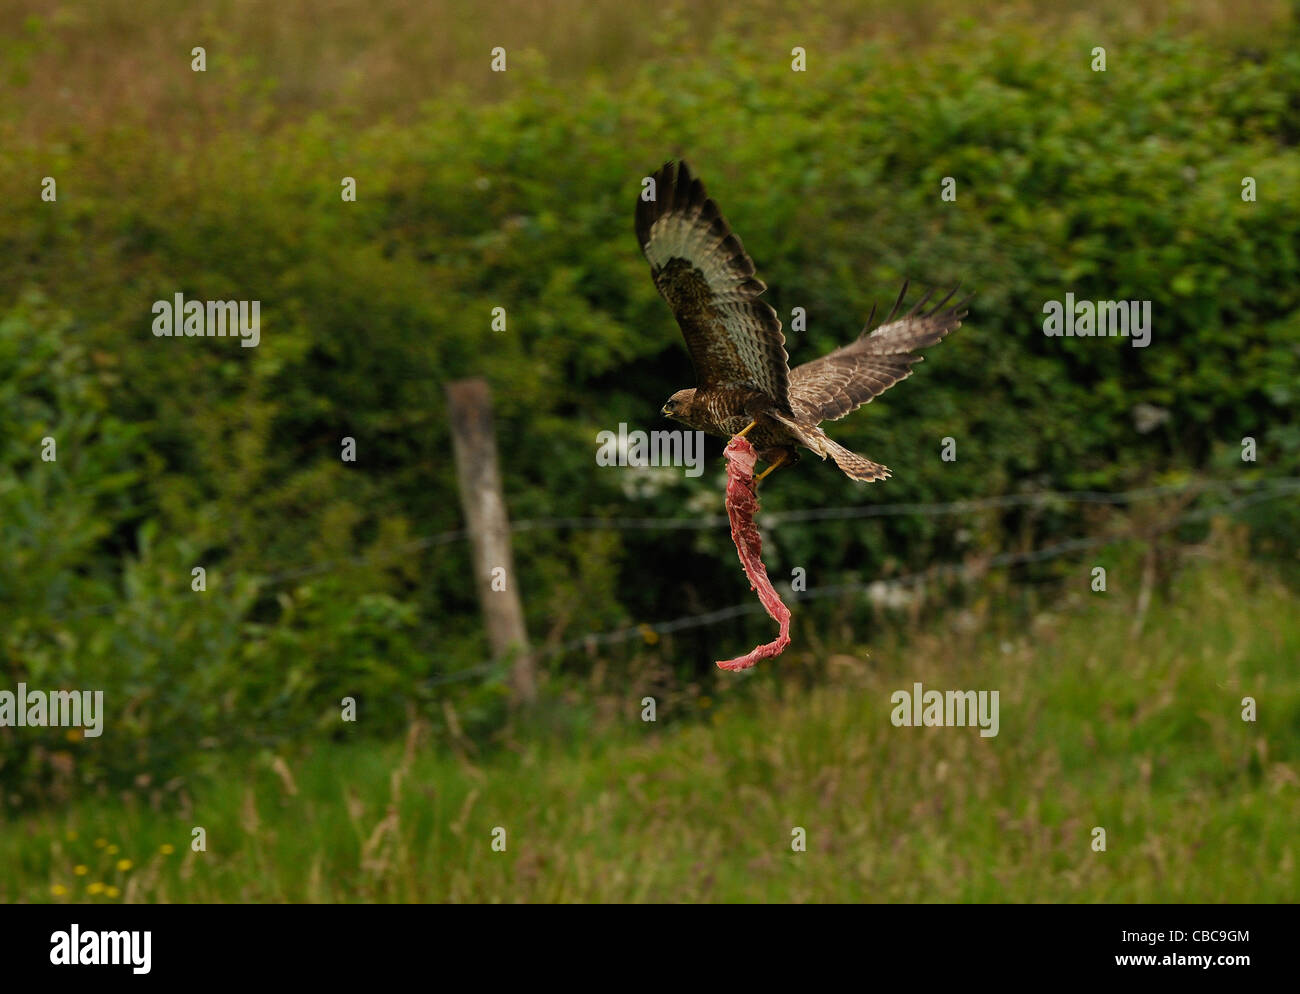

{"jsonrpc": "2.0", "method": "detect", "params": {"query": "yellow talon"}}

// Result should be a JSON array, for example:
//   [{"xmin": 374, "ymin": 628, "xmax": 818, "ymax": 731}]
[
  {"xmin": 755, "ymin": 452, "xmax": 789, "ymax": 482},
  {"xmin": 736, "ymin": 420, "xmax": 758, "ymax": 440}
]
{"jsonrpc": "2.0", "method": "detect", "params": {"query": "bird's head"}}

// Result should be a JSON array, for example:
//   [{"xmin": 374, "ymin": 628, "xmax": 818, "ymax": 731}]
[{"xmin": 661, "ymin": 388, "xmax": 697, "ymax": 426}]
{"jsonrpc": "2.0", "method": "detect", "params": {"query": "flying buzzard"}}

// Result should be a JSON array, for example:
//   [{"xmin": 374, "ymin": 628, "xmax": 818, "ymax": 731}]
[{"xmin": 636, "ymin": 160, "xmax": 970, "ymax": 483}]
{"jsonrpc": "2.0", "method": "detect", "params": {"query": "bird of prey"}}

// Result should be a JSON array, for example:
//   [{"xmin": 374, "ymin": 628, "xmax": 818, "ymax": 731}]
[{"xmin": 636, "ymin": 160, "xmax": 970, "ymax": 483}]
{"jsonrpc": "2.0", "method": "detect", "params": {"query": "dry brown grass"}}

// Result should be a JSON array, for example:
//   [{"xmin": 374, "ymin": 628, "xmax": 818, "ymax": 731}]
[{"xmin": 2, "ymin": 0, "xmax": 1290, "ymax": 144}]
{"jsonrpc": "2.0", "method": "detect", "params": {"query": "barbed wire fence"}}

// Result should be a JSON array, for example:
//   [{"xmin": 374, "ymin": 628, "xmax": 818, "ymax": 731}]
[
  {"xmin": 420, "ymin": 475, "xmax": 1300, "ymax": 689},
  {"xmin": 34, "ymin": 476, "xmax": 1299, "ymax": 688},
  {"xmin": 22, "ymin": 475, "xmax": 1295, "ymax": 748}
]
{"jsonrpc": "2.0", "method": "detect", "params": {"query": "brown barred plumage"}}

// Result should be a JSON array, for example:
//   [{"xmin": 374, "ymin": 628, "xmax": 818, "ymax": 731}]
[{"xmin": 638, "ymin": 160, "xmax": 970, "ymax": 483}]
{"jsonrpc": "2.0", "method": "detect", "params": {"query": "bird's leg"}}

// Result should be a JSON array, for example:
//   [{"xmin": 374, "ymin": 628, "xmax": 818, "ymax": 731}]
[
  {"xmin": 735, "ymin": 420, "xmax": 758, "ymax": 440},
  {"xmin": 755, "ymin": 451, "xmax": 790, "ymax": 483}
]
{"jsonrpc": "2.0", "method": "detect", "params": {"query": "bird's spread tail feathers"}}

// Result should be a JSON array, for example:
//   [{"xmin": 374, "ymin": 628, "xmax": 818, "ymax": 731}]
[
  {"xmin": 764, "ymin": 409, "xmax": 890, "ymax": 482},
  {"xmin": 821, "ymin": 435, "xmax": 891, "ymax": 482}
]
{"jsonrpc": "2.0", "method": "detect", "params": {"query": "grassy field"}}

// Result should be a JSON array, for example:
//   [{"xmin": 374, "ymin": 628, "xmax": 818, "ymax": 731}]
[{"xmin": 6, "ymin": 537, "xmax": 1296, "ymax": 903}]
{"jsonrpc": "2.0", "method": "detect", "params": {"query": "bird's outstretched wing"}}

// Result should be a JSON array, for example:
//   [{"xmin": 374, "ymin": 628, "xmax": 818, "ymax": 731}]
[
  {"xmin": 636, "ymin": 160, "xmax": 790, "ymax": 409},
  {"xmin": 789, "ymin": 282, "xmax": 971, "ymax": 424}
]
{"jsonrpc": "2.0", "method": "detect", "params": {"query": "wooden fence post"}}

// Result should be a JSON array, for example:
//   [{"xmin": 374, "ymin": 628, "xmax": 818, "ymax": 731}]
[{"xmin": 445, "ymin": 377, "xmax": 535, "ymax": 704}]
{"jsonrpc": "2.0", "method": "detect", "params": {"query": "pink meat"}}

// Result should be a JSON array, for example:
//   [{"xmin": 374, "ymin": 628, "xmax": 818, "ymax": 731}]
[{"xmin": 716, "ymin": 436, "xmax": 792, "ymax": 670}]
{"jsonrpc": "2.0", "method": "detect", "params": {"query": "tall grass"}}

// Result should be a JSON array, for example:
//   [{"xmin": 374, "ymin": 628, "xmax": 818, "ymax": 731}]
[{"xmin": 7, "ymin": 536, "xmax": 1296, "ymax": 902}]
